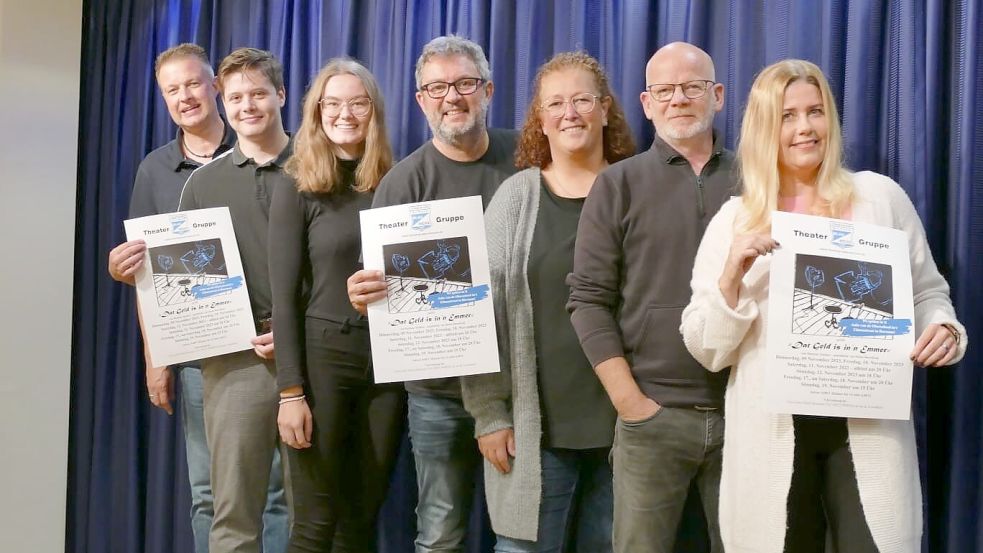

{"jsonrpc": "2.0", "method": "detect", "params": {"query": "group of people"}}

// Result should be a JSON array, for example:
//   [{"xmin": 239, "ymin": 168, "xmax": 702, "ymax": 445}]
[{"xmin": 107, "ymin": 33, "xmax": 966, "ymax": 553}]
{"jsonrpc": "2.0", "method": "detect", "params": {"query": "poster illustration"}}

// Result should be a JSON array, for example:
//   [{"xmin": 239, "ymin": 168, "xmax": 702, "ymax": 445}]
[
  {"xmin": 360, "ymin": 196, "xmax": 500, "ymax": 383},
  {"xmin": 767, "ymin": 211, "xmax": 915, "ymax": 420},
  {"xmin": 124, "ymin": 207, "xmax": 256, "ymax": 367}
]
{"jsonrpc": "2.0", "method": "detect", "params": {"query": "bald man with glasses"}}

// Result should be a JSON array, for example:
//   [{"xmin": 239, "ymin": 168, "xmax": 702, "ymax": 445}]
[{"xmin": 567, "ymin": 42, "xmax": 735, "ymax": 553}]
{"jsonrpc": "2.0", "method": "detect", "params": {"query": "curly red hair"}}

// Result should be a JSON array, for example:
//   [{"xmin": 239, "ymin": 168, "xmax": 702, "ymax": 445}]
[{"xmin": 515, "ymin": 51, "xmax": 635, "ymax": 168}]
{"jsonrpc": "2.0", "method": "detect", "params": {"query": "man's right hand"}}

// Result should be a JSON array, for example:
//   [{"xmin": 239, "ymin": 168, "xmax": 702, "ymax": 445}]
[
  {"xmin": 108, "ymin": 239, "xmax": 148, "ymax": 285},
  {"xmin": 477, "ymin": 427, "xmax": 515, "ymax": 474},
  {"xmin": 617, "ymin": 395, "xmax": 661, "ymax": 423},
  {"xmin": 346, "ymin": 269, "xmax": 387, "ymax": 315}
]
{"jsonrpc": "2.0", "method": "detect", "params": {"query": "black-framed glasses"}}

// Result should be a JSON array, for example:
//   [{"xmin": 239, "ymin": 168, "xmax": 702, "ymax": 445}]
[
  {"xmin": 539, "ymin": 93, "xmax": 601, "ymax": 118},
  {"xmin": 645, "ymin": 80, "xmax": 715, "ymax": 102},
  {"xmin": 419, "ymin": 77, "xmax": 485, "ymax": 99},
  {"xmin": 318, "ymin": 96, "xmax": 372, "ymax": 117}
]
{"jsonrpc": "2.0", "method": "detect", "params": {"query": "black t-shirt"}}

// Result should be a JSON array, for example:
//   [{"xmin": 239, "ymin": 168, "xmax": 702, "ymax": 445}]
[
  {"xmin": 529, "ymin": 177, "xmax": 616, "ymax": 448},
  {"xmin": 268, "ymin": 158, "xmax": 373, "ymax": 391},
  {"xmin": 372, "ymin": 128, "xmax": 519, "ymax": 398}
]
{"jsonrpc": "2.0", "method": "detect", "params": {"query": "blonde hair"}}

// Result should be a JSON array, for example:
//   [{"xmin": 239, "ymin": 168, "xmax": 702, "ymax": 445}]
[
  {"xmin": 286, "ymin": 59, "xmax": 393, "ymax": 195},
  {"xmin": 736, "ymin": 59, "xmax": 853, "ymax": 232},
  {"xmin": 155, "ymin": 43, "xmax": 211, "ymax": 79}
]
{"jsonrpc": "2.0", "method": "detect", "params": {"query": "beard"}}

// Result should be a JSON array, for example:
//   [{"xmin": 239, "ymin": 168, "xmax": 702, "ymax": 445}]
[
  {"xmin": 427, "ymin": 96, "xmax": 490, "ymax": 146},
  {"xmin": 660, "ymin": 109, "xmax": 714, "ymax": 141}
]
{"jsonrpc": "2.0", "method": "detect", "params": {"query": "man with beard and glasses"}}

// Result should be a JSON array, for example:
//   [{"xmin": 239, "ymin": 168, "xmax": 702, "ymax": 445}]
[
  {"xmin": 566, "ymin": 42, "xmax": 735, "ymax": 553},
  {"xmin": 346, "ymin": 35, "xmax": 518, "ymax": 553}
]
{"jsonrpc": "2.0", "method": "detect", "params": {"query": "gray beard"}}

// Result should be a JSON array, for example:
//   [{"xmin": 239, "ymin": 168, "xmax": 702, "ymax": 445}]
[
  {"xmin": 428, "ymin": 99, "xmax": 489, "ymax": 146},
  {"xmin": 660, "ymin": 112, "xmax": 714, "ymax": 141}
]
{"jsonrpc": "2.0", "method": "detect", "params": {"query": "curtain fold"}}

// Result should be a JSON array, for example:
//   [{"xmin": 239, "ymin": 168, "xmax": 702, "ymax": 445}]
[{"xmin": 72, "ymin": 2, "xmax": 981, "ymax": 552}]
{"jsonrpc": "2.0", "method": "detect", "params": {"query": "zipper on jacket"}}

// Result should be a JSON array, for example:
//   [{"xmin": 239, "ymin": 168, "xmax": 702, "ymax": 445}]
[{"xmin": 696, "ymin": 176, "xmax": 706, "ymax": 218}]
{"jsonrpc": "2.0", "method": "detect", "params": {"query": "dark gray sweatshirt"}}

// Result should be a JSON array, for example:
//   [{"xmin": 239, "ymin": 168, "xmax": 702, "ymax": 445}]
[{"xmin": 566, "ymin": 133, "xmax": 736, "ymax": 408}]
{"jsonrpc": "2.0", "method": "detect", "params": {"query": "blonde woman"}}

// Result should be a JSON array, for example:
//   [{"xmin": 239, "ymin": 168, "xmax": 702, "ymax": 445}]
[
  {"xmin": 680, "ymin": 59, "xmax": 966, "ymax": 553},
  {"xmin": 269, "ymin": 58, "xmax": 401, "ymax": 552}
]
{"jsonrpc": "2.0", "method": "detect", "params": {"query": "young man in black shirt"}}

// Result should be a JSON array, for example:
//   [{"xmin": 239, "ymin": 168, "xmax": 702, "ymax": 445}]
[{"xmin": 178, "ymin": 47, "xmax": 291, "ymax": 553}]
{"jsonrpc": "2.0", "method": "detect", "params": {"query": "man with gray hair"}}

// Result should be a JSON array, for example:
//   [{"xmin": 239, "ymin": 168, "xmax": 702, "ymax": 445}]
[{"xmin": 347, "ymin": 35, "xmax": 518, "ymax": 552}]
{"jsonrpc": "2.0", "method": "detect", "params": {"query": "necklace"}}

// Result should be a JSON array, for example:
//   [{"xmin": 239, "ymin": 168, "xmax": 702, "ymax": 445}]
[{"xmin": 183, "ymin": 136, "xmax": 214, "ymax": 159}]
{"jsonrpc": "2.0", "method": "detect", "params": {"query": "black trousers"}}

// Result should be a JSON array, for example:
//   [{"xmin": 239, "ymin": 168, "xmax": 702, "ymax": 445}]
[
  {"xmin": 286, "ymin": 317, "xmax": 405, "ymax": 553},
  {"xmin": 784, "ymin": 416, "xmax": 879, "ymax": 553}
]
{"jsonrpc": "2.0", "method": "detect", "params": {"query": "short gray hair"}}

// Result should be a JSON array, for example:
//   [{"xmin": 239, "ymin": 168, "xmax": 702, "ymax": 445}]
[{"xmin": 414, "ymin": 35, "xmax": 492, "ymax": 89}]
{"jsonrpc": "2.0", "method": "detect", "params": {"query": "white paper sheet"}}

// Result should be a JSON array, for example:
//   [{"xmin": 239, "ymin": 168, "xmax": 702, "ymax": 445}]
[
  {"xmin": 766, "ymin": 211, "xmax": 915, "ymax": 419},
  {"xmin": 124, "ymin": 207, "xmax": 256, "ymax": 366},
  {"xmin": 360, "ymin": 196, "xmax": 500, "ymax": 383}
]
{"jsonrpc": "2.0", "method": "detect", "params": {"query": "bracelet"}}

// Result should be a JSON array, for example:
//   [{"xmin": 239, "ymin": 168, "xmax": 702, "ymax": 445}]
[
  {"xmin": 278, "ymin": 395, "xmax": 306, "ymax": 405},
  {"xmin": 941, "ymin": 323, "xmax": 961, "ymax": 347}
]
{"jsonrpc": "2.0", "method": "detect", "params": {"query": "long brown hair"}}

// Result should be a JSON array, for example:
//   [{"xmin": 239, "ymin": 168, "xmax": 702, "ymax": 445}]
[{"xmin": 286, "ymin": 58, "xmax": 393, "ymax": 194}]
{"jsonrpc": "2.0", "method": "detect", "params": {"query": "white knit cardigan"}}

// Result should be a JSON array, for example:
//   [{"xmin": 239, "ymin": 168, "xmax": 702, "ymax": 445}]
[{"xmin": 680, "ymin": 171, "xmax": 967, "ymax": 553}]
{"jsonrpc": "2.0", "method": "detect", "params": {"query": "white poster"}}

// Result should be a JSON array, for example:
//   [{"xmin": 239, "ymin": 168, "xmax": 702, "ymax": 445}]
[
  {"xmin": 124, "ymin": 207, "xmax": 256, "ymax": 366},
  {"xmin": 360, "ymin": 196, "xmax": 500, "ymax": 383},
  {"xmin": 766, "ymin": 211, "xmax": 915, "ymax": 420}
]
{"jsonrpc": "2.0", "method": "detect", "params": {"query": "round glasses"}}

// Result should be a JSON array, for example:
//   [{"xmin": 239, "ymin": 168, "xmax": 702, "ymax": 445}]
[
  {"xmin": 645, "ymin": 80, "xmax": 715, "ymax": 102},
  {"xmin": 419, "ymin": 77, "xmax": 485, "ymax": 99},
  {"xmin": 318, "ymin": 97, "xmax": 372, "ymax": 117},
  {"xmin": 539, "ymin": 93, "xmax": 600, "ymax": 119}
]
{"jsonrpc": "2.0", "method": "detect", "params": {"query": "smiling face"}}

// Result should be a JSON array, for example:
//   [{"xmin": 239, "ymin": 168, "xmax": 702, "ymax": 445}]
[
  {"xmin": 778, "ymin": 80, "xmax": 828, "ymax": 181},
  {"xmin": 320, "ymin": 73, "xmax": 371, "ymax": 160},
  {"xmin": 537, "ymin": 67, "xmax": 609, "ymax": 162},
  {"xmin": 415, "ymin": 54, "xmax": 492, "ymax": 146},
  {"xmin": 221, "ymin": 69, "xmax": 285, "ymax": 142},
  {"xmin": 156, "ymin": 56, "xmax": 219, "ymax": 132},
  {"xmin": 641, "ymin": 44, "xmax": 723, "ymax": 147}
]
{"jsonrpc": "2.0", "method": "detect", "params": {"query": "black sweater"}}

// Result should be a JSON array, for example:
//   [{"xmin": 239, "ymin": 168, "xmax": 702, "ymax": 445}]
[
  {"xmin": 269, "ymin": 159, "xmax": 372, "ymax": 391},
  {"xmin": 566, "ymin": 134, "xmax": 737, "ymax": 408}
]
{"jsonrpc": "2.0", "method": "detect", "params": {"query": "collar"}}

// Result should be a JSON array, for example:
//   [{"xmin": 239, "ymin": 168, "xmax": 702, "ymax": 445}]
[
  {"xmin": 232, "ymin": 133, "xmax": 294, "ymax": 168},
  {"xmin": 168, "ymin": 121, "xmax": 235, "ymax": 171},
  {"xmin": 650, "ymin": 130, "xmax": 724, "ymax": 164}
]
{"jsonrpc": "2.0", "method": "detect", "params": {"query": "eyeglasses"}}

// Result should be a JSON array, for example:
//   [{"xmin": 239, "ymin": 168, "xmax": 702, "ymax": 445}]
[
  {"xmin": 419, "ymin": 77, "xmax": 485, "ymax": 99},
  {"xmin": 318, "ymin": 97, "xmax": 372, "ymax": 117},
  {"xmin": 645, "ymin": 80, "xmax": 715, "ymax": 102},
  {"xmin": 539, "ymin": 93, "xmax": 601, "ymax": 119}
]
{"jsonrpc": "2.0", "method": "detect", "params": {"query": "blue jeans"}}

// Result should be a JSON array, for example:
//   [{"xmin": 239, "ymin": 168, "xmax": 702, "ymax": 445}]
[
  {"xmin": 494, "ymin": 447, "xmax": 613, "ymax": 553},
  {"xmin": 407, "ymin": 393, "xmax": 481, "ymax": 553},
  {"xmin": 180, "ymin": 366, "xmax": 289, "ymax": 553}
]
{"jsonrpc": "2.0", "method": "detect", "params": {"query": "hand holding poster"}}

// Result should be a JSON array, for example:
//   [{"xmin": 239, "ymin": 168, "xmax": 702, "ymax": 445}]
[
  {"xmin": 359, "ymin": 196, "xmax": 500, "ymax": 383},
  {"xmin": 124, "ymin": 207, "xmax": 256, "ymax": 366},
  {"xmin": 766, "ymin": 211, "xmax": 915, "ymax": 420}
]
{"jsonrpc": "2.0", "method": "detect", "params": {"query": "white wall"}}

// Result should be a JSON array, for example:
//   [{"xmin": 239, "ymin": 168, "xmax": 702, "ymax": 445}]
[{"xmin": 0, "ymin": 0, "xmax": 81, "ymax": 551}]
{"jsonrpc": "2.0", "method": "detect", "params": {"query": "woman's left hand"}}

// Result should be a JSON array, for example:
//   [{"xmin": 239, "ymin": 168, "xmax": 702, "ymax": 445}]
[{"xmin": 910, "ymin": 323, "xmax": 958, "ymax": 367}]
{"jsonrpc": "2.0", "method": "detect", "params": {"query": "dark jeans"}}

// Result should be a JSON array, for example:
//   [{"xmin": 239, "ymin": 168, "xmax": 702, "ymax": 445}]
[
  {"xmin": 784, "ymin": 416, "xmax": 879, "ymax": 553},
  {"xmin": 611, "ymin": 406, "xmax": 724, "ymax": 553},
  {"xmin": 286, "ymin": 319, "xmax": 406, "ymax": 553}
]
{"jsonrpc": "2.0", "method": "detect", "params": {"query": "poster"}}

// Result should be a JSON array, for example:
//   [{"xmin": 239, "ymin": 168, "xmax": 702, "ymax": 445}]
[
  {"xmin": 124, "ymin": 207, "xmax": 256, "ymax": 366},
  {"xmin": 360, "ymin": 196, "xmax": 500, "ymax": 383},
  {"xmin": 766, "ymin": 211, "xmax": 915, "ymax": 419}
]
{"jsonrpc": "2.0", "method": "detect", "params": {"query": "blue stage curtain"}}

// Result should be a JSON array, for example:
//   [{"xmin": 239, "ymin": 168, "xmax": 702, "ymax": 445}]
[{"xmin": 71, "ymin": 1, "xmax": 983, "ymax": 552}]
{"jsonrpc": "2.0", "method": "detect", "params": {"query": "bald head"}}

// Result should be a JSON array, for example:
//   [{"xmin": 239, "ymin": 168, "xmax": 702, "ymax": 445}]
[{"xmin": 646, "ymin": 42, "xmax": 715, "ymax": 85}]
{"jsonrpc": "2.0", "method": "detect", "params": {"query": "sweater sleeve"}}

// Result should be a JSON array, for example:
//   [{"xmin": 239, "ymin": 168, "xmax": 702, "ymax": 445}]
[
  {"xmin": 565, "ymin": 171, "xmax": 629, "ymax": 367},
  {"xmin": 461, "ymin": 175, "xmax": 522, "ymax": 437},
  {"xmin": 881, "ymin": 174, "xmax": 968, "ymax": 362},
  {"xmin": 268, "ymin": 180, "xmax": 309, "ymax": 391},
  {"xmin": 680, "ymin": 199, "xmax": 759, "ymax": 371}
]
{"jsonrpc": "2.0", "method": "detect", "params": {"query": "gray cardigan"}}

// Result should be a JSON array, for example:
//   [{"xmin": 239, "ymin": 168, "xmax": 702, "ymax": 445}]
[{"xmin": 462, "ymin": 167, "xmax": 544, "ymax": 541}]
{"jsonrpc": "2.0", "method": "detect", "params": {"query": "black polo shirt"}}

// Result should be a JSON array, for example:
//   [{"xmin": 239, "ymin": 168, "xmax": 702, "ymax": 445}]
[
  {"xmin": 178, "ymin": 138, "xmax": 294, "ymax": 324},
  {"xmin": 128, "ymin": 124, "xmax": 236, "ymax": 218}
]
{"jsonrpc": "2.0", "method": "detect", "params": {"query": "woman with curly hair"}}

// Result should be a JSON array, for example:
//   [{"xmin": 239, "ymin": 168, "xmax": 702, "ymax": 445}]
[
  {"xmin": 269, "ymin": 58, "xmax": 403, "ymax": 552},
  {"xmin": 462, "ymin": 51, "xmax": 635, "ymax": 552}
]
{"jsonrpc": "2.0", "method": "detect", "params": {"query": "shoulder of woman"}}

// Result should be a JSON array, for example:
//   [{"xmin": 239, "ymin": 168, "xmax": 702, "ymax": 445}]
[{"xmin": 850, "ymin": 170, "xmax": 905, "ymax": 198}]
